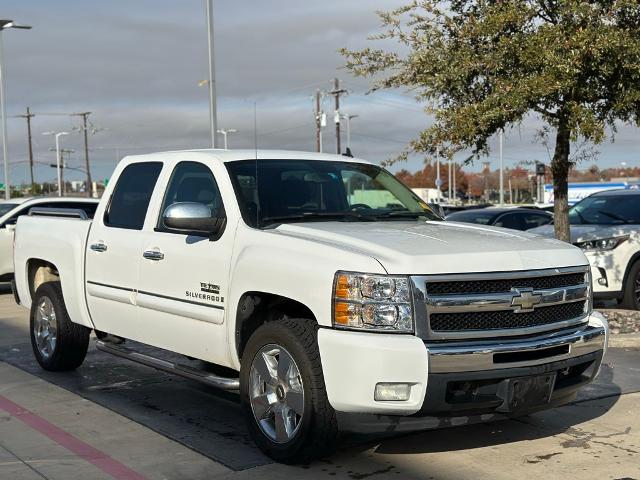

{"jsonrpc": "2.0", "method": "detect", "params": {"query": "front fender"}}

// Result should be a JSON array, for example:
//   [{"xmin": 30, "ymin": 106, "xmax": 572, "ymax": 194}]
[{"xmin": 225, "ymin": 226, "xmax": 385, "ymax": 368}]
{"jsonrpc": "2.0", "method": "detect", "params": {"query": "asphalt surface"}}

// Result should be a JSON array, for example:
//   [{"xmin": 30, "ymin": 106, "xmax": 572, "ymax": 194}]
[{"xmin": 1, "ymin": 287, "xmax": 639, "ymax": 479}]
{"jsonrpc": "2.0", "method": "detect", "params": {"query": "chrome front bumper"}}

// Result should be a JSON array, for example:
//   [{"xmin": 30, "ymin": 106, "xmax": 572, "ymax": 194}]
[{"xmin": 427, "ymin": 321, "xmax": 606, "ymax": 374}]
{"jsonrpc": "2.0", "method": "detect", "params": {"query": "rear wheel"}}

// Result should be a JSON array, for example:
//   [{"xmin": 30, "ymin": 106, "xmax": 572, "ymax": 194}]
[
  {"xmin": 621, "ymin": 261, "xmax": 640, "ymax": 310},
  {"xmin": 30, "ymin": 282, "xmax": 90, "ymax": 371},
  {"xmin": 240, "ymin": 318, "xmax": 338, "ymax": 463}
]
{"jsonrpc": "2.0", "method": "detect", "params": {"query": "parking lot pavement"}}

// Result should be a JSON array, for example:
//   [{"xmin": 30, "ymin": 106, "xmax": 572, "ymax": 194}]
[{"xmin": 1, "ymin": 290, "xmax": 639, "ymax": 480}]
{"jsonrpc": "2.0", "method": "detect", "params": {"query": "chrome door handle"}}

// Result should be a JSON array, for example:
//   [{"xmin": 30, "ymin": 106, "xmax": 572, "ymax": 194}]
[
  {"xmin": 90, "ymin": 242, "xmax": 107, "ymax": 252},
  {"xmin": 143, "ymin": 250, "xmax": 164, "ymax": 261}
]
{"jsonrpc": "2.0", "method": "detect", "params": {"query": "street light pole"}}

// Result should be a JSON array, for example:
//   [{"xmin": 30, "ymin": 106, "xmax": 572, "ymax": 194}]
[
  {"xmin": 216, "ymin": 128, "xmax": 237, "ymax": 149},
  {"xmin": 0, "ymin": 20, "xmax": 31, "ymax": 199},
  {"xmin": 205, "ymin": 0, "xmax": 217, "ymax": 148},
  {"xmin": 435, "ymin": 146, "xmax": 441, "ymax": 202},
  {"xmin": 341, "ymin": 114, "xmax": 358, "ymax": 153},
  {"xmin": 43, "ymin": 131, "xmax": 69, "ymax": 197},
  {"xmin": 499, "ymin": 130, "xmax": 504, "ymax": 206}
]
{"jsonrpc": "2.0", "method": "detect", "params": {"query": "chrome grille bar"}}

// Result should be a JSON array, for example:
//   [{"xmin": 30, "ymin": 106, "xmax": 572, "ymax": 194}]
[
  {"xmin": 426, "ymin": 284, "xmax": 589, "ymax": 314},
  {"xmin": 411, "ymin": 266, "xmax": 591, "ymax": 341}
]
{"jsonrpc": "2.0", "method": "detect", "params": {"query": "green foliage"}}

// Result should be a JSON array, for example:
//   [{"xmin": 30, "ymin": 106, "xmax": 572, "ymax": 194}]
[{"xmin": 342, "ymin": 0, "xmax": 640, "ymax": 162}]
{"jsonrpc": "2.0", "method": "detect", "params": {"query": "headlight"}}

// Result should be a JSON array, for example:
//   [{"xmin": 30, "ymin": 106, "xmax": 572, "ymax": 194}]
[
  {"xmin": 574, "ymin": 235, "xmax": 629, "ymax": 251},
  {"xmin": 332, "ymin": 272, "xmax": 413, "ymax": 333}
]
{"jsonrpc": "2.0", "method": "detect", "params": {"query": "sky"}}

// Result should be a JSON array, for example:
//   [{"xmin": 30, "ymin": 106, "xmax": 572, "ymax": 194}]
[{"xmin": 1, "ymin": 0, "xmax": 638, "ymax": 187}]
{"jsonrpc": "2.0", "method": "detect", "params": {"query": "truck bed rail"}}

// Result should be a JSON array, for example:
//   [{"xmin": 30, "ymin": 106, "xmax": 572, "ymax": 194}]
[{"xmin": 28, "ymin": 207, "xmax": 89, "ymax": 220}]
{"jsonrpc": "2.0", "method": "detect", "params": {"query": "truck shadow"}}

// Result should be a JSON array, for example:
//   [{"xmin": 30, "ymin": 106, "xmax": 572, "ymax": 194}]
[
  {"xmin": 347, "ymin": 362, "xmax": 619, "ymax": 457},
  {"xmin": 0, "ymin": 314, "xmax": 623, "ymax": 473}
]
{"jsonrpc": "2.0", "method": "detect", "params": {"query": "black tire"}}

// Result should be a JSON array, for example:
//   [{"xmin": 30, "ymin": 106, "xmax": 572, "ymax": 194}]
[
  {"xmin": 30, "ymin": 282, "xmax": 90, "ymax": 371},
  {"xmin": 621, "ymin": 261, "xmax": 640, "ymax": 310},
  {"xmin": 240, "ymin": 318, "xmax": 338, "ymax": 463}
]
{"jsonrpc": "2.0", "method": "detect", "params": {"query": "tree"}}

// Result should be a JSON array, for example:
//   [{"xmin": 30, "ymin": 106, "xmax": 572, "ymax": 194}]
[{"xmin": 342, "ymin": 1, "xmax": 640, "ymax": 240}]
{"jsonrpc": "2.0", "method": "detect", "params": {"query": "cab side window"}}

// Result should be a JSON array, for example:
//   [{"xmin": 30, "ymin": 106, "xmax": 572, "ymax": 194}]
[
  {"xmin": 157, "ymin": 161, "xmax": 224, "ymax": 233},
  {"xmin": 104, "ymin": 162, "xmax": 163, "ymax": 230},
  {"xmin": 523, "ymin": 212, "xmax": 552, "ymax": 229},
  {"xmin": 494, "ymin": 212, "xmax": 526, "ymax": 230}
]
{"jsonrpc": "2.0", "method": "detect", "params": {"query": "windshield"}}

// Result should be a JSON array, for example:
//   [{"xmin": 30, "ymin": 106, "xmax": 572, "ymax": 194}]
[
  {"xmin": 446, "ymin": 210, "xmax": 497, "ymax": 225},
  {"xmin": 0, "ymin": 203, "xmax": 19, "ymax": 217},
  {"xmin": 226, "ymin": 159, "xmax": 440, "ymax": 228},
  {"xmin": 569, "ymin": 194, "xmax": 640, "ymax": 225}
]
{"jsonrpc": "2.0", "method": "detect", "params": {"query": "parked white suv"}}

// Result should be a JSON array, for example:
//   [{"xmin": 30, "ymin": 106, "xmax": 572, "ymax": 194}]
[
  {"xmin": 0, "ymin": 197, "xmax": 98, "ymax": 281},
  {"xmin": 530, "ymin": 189, "xmax": 640, "ymax": 310},
  {"xmin": 13, "ymin": 150, "xmax": 607, "ymax": 463}
]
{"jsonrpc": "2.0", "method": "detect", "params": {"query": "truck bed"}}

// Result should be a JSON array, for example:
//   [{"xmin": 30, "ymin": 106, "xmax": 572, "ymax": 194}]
[{"xmin": 13, "ymin": 215, "xmax": 95, "ymax": 328}]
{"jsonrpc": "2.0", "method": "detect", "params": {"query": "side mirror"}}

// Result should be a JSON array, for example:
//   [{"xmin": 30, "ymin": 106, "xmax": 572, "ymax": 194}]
[
  {"xmin": 427, "ymin": 203, "xmax": 446, "ymax": 218},
  {"xmin": 162, "ymin": 202, "xmax": 225, "ymax": 237}
]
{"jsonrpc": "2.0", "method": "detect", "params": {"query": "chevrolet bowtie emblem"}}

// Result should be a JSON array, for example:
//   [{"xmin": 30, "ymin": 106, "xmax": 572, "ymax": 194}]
[{"xmin": 511, "ymin": 288, "xmax": 542, "ymax": 313}]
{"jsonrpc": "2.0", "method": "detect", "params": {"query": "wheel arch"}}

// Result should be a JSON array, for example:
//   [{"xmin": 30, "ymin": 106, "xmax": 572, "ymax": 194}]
[
  {"xmin": 26, "ymin": 258, "xmax": 60, "ymax": 302},
  {"xmin": 234, "ymin": 291, "xmax": 317, "ymax": 361},
  {"xmin": 622, "ymin": 251, "xmax": 640, "ymax": 290}
]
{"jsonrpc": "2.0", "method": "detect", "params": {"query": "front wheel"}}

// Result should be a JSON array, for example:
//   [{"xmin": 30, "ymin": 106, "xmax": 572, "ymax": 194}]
[
  {"xmin": 240, "ymin": 318, "xmax": 337, "ymax": 463},
  {"xmin": 621, "ymin": 261, "xmax": 640, "ymax": 310},
  {"xmin": 30, "ymin": 282, "xmax": 90, "ymax": 371}
]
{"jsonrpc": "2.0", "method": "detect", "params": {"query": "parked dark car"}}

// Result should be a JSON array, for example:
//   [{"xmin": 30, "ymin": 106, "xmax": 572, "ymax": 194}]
[{"xmin": 445, "ymin": 207, "xmax": 553, "ymax": 231}]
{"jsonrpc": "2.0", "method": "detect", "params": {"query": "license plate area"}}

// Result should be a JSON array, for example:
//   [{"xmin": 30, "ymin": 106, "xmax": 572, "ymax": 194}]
[{"xmin": 497, "ymin": 373, "xmax": 556, "ymax": 412}]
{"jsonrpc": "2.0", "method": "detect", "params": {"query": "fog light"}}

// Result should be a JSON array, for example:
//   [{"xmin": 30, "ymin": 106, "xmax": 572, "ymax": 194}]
[
  {"xmin": 598, "ymin": 277, "xmax": 607, "ymax": 286},
  {"xmin": 374, "ymin": 383, "xmax": 411, "ymax": 401}
]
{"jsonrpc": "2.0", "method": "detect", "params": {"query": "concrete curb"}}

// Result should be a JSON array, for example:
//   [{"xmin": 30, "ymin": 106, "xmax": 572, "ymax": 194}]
[{"xmin": 608, "ymin": 333, "xmax": 640, "ymax": 349}]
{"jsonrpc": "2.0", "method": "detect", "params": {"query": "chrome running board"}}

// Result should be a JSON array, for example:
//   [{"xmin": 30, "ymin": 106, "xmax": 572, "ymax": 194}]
[{"xmin": 96, "ymin": 340, "xmax": 240, "ymax": 390}]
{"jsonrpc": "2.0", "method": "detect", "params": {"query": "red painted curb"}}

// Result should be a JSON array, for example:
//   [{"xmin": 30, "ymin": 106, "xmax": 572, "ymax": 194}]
[{"xmin": 0, "ymin": 394, "xmax": 147, "ymax": 480}]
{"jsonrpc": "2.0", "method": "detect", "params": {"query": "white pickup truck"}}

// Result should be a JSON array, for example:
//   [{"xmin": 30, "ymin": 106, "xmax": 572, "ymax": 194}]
[{"xmin": 13, "ymin": 150, "xmax": 608, "ymax": 463}]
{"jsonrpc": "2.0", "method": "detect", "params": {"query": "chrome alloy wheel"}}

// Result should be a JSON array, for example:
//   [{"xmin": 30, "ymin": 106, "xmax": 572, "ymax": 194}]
[
  {"xmin": 34, "ymin": 296, "xmax": 57, "ymax": 359},
  {"xmin": 249, "ymin": 344, "xmax": 305, "ymax": 443}
]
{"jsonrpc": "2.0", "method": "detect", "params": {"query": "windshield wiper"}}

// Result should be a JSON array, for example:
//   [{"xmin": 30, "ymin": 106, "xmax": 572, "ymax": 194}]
[
  {"xmin": 260, "ymin": 211, "xmax": 377, "ymax": 227},
  {"xmin": 371, "ymin": 210, "xmax": 437, "ymax": 220},
  {"xmin": 597, "ymin": 210, "xmax": 632, "ymax": 223}
]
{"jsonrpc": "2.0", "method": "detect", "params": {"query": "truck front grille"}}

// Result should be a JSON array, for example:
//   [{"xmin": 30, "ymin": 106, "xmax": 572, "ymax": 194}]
[
  {"xmin": 411, "ymin": 267, "xmax": 591, "ymax": 341},
  {"xmin": 426, "ymin": 272, "xmax": 586, "ymax": 296},
  {"xmin": 430, "ymin": 301, "xmax": 587, "ymax": 333}
]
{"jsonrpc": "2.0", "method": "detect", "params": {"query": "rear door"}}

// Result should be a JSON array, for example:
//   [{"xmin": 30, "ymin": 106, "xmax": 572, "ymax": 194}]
[
  {"xmin": 136, "ymin": 160, "xmax": 235, "ymax": 363},
  {"xmin": 85, "ymin": 161, "xmax": 163, "ymax": 337}
]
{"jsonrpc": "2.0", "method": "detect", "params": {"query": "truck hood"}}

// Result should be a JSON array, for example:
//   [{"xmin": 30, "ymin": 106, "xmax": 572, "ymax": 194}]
[
  {"xmin": 273, "ymin": 220, "xmax": 587, "ymax": 275},
  {"xmin": 528, "ymin": 223, "xmax": 639, "ymax": 243}
]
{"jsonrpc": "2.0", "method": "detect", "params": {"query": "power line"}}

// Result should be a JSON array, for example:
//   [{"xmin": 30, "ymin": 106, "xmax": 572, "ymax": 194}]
[{"xmin": 350, "ymin": 131, "xmax": 409, "ymax": 145}]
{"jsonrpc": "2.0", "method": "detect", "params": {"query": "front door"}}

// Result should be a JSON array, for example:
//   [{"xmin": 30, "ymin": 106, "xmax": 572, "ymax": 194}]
[
  {"xmin": 136, "ymin": 161, "xmax": 235, "ymax": 364},
  {"xmin": 85, "ymin": 161, "xmax": 164, "ymax": 337}
]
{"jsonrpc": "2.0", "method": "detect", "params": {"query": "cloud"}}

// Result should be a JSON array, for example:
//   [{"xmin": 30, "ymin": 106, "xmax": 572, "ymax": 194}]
[{"xmin": 0, "ymin": 0, "xmax": 637, "ymax": 187}]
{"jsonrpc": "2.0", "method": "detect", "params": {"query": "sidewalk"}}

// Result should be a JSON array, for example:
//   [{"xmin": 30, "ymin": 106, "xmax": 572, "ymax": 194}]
[{"xmin": 0, "ymin": 361, "xmax": 228, "ymax": 480}]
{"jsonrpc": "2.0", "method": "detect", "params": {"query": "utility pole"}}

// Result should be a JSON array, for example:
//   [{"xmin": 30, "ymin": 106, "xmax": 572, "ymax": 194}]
[
  {"xmin": 315, "ymin": 89, "xmax": 323, "ymax": 153},
  {"xmin": 483, "ymin": 161, "xmax": 491, "ymax": 203},
  {"xmin": 16, "ymin": 107, "xmax": 35, "ymax": 193},
  {"xmin": 329, "ymin": 78, "xmax": 347, "ymax": 155},
  {"xmin": 452, "ymin": 160, "xmax": 457, "ymax": 203},
  {"xmin": 71, "ymin": 112, "xmax": 93, "ymax": 197}
]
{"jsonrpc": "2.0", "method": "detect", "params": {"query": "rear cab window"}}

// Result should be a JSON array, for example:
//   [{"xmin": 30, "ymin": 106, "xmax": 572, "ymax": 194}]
[{"xmin": 104, "ymin": 162, "xmax": 163, "ymax": 230}]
